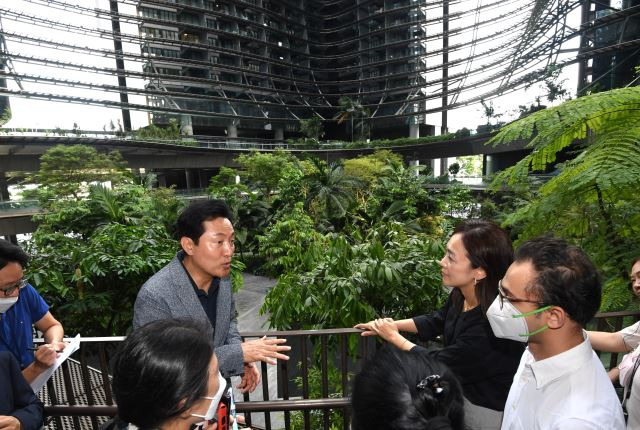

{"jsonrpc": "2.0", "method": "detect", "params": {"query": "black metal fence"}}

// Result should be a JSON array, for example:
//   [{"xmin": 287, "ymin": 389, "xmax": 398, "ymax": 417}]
[
  {"xmin": 40, "ymin": 312, "xmax": 640, "ymax": 430},
  {"xmin": 40, "ymin": 328, "xmax": 374, "ymax": 430}
]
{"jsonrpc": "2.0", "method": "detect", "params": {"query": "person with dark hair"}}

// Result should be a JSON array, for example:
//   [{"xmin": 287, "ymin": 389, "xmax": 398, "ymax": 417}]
[
  {"xmin": 355, "ymin": 220, "xmax": 524, "ymax": 428},
  {"xmin": 0, "ymin": 351, "xmax": 44, "ymax": 430},
  {"xmin": 587, "ymin": 256, "xmax": 640, "ymax": 428},
  {"xmin": 134, "ymin": 199, "xmax": 289, "ymax": 393},
  {"xmin": 492, "ymin": 237, "xmax": 624, "ymax": 429},
  {"xmin": 104, "ymin": 319, "xmax": 225, "ymax": 430},
  {"xmin": 351, "ymin": 346, "xmax": 465, "ymax": 430},
  {"xmin": 0, "ymin": 239, "xmax": 65, "ymax": 384}
]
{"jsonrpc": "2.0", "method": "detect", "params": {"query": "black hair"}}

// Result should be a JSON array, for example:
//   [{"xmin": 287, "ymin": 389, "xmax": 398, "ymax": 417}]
[
  {"xmin": 515, "ymin": 236, "xmax": 601, "ymax": 326},
  {"xmin": 450, "ymin": 220, "xmax": 514, "ymax": 314},
  {"xmin": 351, "ymin": 346, "xmax": 465, "ymax": 430},
  {"xmin": 0, "ymin": 239, "xmax": 29, "ymax": 270},
  {"xmin": 175, "ymin": 199, "xmax": 233, "ymax": 245},
  {"xmin": 111, "ymin": 319, "xmax": 214, "ymax": 429}
]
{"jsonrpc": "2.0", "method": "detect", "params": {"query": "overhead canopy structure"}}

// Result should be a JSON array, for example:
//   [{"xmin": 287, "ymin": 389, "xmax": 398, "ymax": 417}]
[{"xmin": 0, "ymin": 0, "xmax": 634, "ymax": 138}]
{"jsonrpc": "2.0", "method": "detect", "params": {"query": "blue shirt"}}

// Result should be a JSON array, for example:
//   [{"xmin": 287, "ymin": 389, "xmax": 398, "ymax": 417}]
[{"xmin": 0, "ymin": 284, "xmax": 49, "ymax": 369}]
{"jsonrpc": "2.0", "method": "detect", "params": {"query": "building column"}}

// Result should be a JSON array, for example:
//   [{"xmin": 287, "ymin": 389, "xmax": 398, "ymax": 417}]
[
  {"xmin": 227, "ymin": 123, "xmax": 238, "ymax": 138},
  {"xmin": 483, "ymin": 155, "xmax": 495, "ymax": 176},
  {"xmin": 180, "ymin": 114, "xmax": 193, "ymax": 136},
  {"xmin": 197, "ymin": 169, "xmax": 206, "ymax": 189},
  {"xmin": 427, "ymin": 159, "xmax": 436, "ymax": 176},
  {"xmin": 274, "ymin": 127, "xmax": 284, "ymax": 141},
  {"xmin": 157, "ymin": 172, "xmax": 167, "ymax": 188},
  {"xmin": 185, "ymin": 169, "xmax": 192, "ymax": 191},
  {"xmin": 440, "ymin": 158, "xmax": 448, "ymax": 177},
  {"xmin": 409, "ymin": 160, "xmax": 420, "ymax": 176},
  {"xmin": 0, "ymin": 172, "xmax": 9, "ymax": 201},
  {"xmin": 409, "ymin": 123, "xmax": 420, "ymax": 139}
]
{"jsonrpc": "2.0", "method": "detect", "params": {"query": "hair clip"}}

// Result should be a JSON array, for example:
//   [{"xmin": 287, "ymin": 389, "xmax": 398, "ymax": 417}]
[{"xmin": 417, "ymin": 374, "xmax": 444, "ymax": 395}]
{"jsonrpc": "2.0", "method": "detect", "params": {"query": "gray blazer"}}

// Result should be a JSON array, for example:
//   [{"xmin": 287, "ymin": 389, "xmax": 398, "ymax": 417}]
[{"xmin": 132, "ymin": 255, "xmax": 244, "ymax": 377}]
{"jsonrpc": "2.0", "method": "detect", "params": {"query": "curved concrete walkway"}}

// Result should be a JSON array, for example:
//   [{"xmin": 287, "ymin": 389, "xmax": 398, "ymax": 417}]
[{"xmin": 233, "ymin": 273, "xmax": 284, "ymax": 429}]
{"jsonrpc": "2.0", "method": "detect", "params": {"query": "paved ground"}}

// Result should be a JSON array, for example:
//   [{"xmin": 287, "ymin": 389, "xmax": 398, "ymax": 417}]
[
  {"xmin": 235, "ymin": 273, "xmax": 274, "ymax": 332},
  {"xmin": 232, "ymin": 273, "xmax": 285, "ymax": 429}
]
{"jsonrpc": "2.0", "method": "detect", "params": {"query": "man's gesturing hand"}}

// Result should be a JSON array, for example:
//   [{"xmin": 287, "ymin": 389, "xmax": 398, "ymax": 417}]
[
  {"xmin": 237, "ymin": 362, "xmax": 261, "ymax": 393},
  {"xmin": 241, "ymin": 336, "xmax": 290, "ymax": 365}
]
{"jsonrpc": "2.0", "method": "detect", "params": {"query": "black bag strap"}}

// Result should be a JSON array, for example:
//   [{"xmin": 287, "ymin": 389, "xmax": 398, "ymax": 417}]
[{"xmin": 622, "ymin": 352, "xmax": 640, "ymax": 421}]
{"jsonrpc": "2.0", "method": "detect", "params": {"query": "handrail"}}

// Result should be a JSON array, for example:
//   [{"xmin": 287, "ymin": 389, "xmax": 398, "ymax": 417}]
[
  {"xmin": 38, "ymin": 313, "xmax": 640, "ymax": 429},
  {"xmin": 44, "ymin": 398, "xmax": 350, "ymax": 416},
  {"xmin": 39, "ymin": 327, "xmax": 369, "ymax": 430}
]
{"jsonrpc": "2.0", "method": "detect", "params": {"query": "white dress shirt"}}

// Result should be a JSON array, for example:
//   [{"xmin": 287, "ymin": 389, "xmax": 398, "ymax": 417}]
[
  {"xmin": 501, "ymin": 332, "xmax": 625, "ymax": 430},
  {"xmin": 619, "ymin": 321, "xmax": 640, "ymax": 428}
]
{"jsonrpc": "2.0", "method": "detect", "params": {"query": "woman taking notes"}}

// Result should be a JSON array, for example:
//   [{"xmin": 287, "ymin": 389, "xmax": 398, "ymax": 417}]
[{"xmin": 355, "ymin": 220, "xmax": 524, "ymax": 429}]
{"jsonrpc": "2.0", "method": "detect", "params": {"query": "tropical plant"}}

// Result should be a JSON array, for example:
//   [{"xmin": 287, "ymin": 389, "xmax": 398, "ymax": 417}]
[
  {"xmin": 303, "ymin": 159, "xmax": 362, "ymax": 228},
  {"xmin": 26, "ymin": 182, "xmax": 182, "ymax": 335},
  {"xmin": 133, "ymin": 118, "xmax": 181, "ymax": 140},
  {"xmin": 262, "ymin": 222, "xmax": 446, "ymax": 334},
  {"xmin": 290, "ymin": 365, "xmax": 345, "ymax": 430},
  {"xmin": 364, "ymin": 162, "xmax": 440, "ymax": 226},
  {"xmin": 343, "ymin": 150, "xmax": 403, "ymax": 187},
  {"xmin": 235, "ymin": 150, "xmax": 299, "ymax": 196},
  {"xmin": 299, "ymin": 114, "xmax": 325, "ymax": 142},
  {"xmin": 26, "ymin": 145, "xmax": 131, "ymax": 204},
  {"xmin": 257, "ymin": 202, "xmax": 323, "ymax": 277},
  {"xmin": 334, "ymin": 97, "xmax": 369, "ymax": 141},
  {"xmin": 489, "ymin": 86, "xmax": 640, "ymax": 310},
  {"xmin": 0, "ymin": 107, "xmax": 11, "ymax": 126},
  {"xmin": 22, "ymin": 145, "xmax": 246, "ymax": 335},
  {"xmin": 448, "ymin": 162, "xmax": 460, "ymax": 178}
]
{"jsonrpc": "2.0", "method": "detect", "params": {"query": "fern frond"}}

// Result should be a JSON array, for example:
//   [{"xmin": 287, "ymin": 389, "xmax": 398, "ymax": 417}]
[
  {"xmin": 489, "ymin": 87, "xmax": 640, "ymax": 178},
  {"xmin": 540, "ymin": 127, "xmax": 640, "ymax": 199}
]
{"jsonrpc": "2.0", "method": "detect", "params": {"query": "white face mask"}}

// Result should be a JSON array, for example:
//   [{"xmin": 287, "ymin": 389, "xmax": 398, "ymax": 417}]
[
  {"xmin": 486, "ymin": 296, "xmax": 550, "ymax": 342},
  {"xmin": 191, "ymin": 371, "xmax": 227, "ymax": 421},
  {"xmin": 0, "ymin": 296, "xmax": 18, "ymax": 314}
]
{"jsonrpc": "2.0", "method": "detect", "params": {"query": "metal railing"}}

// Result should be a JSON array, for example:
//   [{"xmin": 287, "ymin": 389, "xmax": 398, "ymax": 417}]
[
  {"xmin": 589, "ymin": 310, "xmax": 640, "ymax": 369},
  {"xmin": 0, "ymin": 200, "xmax": 40, "ymax": 211},
  {"xmin": 40, "ymin": 328, "xmax": 375, "ymax": 430},
  {"xmin": 40, "ymin": 312, "xmax": 640, "ymax": 429}
]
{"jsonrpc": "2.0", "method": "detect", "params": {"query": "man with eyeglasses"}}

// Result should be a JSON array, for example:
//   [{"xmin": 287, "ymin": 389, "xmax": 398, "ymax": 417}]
[
  {"xmin": 133, "ymin": 199, "xmax": 290, "ymax": 395},
  {"xmin": 0, "ymin": 239, "xmax": 65, "ymax": 385},
  {"xmin": 485, "ymin": 237, "xmax": 624, "ymax": 429}
]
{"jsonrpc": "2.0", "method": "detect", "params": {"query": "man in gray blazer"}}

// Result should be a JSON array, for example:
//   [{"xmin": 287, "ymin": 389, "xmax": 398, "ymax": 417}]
[{"xmin": 133, "ymin": 199, "xmax": 289, "ymax": 393}]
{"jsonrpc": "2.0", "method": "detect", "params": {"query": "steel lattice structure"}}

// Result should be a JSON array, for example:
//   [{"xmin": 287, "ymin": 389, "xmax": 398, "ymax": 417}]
[{"xmin": 0, "ymin": 0, "xmax": 636, "ymax": 138}]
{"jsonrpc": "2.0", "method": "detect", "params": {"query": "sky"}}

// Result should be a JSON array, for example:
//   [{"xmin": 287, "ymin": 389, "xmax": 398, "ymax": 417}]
[{"xmin": 1, "ymin": 0, "xmax": 587, "ymax": 134}]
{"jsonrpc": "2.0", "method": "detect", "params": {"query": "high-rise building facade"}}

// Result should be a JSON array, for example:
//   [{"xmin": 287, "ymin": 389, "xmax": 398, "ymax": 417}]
[
  {"xmin": 578, "ymin": 0, "xmax": 640, "ymax": 94},
  {"xmin": 137, "ymin": 0, "xmax": 429, "ymax": 140}
]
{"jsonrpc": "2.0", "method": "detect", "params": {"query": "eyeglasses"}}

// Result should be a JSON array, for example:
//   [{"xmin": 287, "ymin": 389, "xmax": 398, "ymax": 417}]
[
  {"xmin": 1, "ymin": 279, "xmax": 28, "ymax": 296},
  {"xmin": 497, "ymin": 279, "xmax": 544, "ymax": 310}
]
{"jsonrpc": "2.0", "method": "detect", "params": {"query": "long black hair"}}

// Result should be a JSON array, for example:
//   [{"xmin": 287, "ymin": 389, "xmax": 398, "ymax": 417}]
[
  {"xmin": 111, "ymin": 319, "xmax": 214, "ymax": 429},
  {"xmin": 449, "ymin": 220, "xmax": 514, "ymax": 314},
  {"xmin": 351, "ymin": 345, "xmax": 465, "ymax": 430}
]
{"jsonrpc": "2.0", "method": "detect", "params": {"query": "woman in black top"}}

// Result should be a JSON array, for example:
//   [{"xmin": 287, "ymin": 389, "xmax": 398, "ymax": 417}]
[{"xmin": 355, "ymin": 220, "xmax": 525, "ymax": 429}]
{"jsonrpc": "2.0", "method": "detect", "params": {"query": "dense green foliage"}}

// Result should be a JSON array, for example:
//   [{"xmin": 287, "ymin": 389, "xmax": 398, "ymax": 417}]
[
  {"xmin": 208, "ymin": 149, "xmax": 479, "ymax": 337},
  {"xmin": 27, "ymin": 184, "xmax": 181, "ymax": 336},
  {"xmin": 489, "ymin": 86, "xmax": 640, "ymax": 310},
  {"xmin": 26, "ymin": 145, "xmax": 131, "ymax": 202},
  {"xmin": 299, "ymin": 115, "xmax": 325, "ymax": 142},
  {"xmin": 23, "ymin": 146, "xmax": 245, "ymax": 336}
]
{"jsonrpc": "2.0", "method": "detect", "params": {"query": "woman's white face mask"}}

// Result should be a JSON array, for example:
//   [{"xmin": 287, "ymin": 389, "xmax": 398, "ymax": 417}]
[
  {"xmin": 0, "ymin": 296, "xmax": 18, "ymax": 314},
  {"xmin": 191, "ymin": 371, "xmax": 227, "ymax": 422}
]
